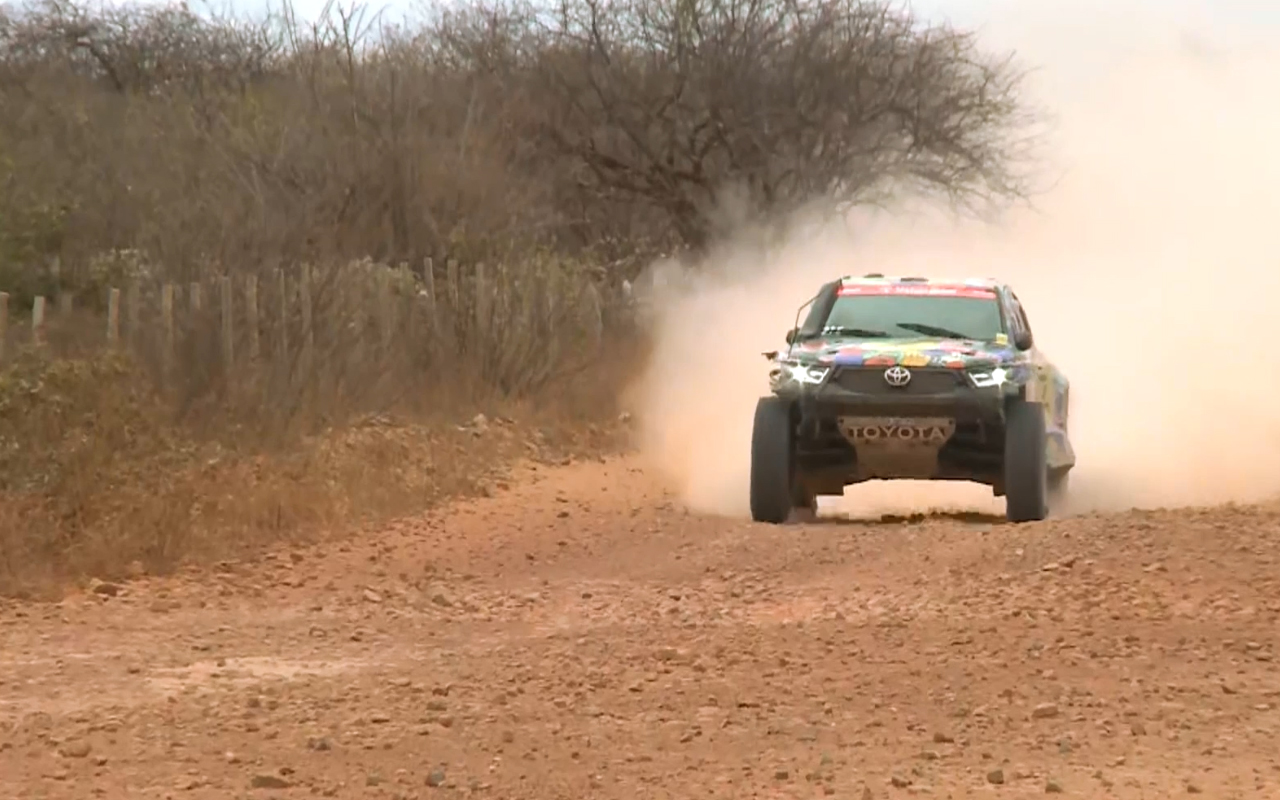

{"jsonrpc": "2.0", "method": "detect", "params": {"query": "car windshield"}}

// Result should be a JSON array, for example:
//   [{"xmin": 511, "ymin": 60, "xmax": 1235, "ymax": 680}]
[{"xmin": 822, "ymin": 288, "xmax": 1005, "ymax": 341}]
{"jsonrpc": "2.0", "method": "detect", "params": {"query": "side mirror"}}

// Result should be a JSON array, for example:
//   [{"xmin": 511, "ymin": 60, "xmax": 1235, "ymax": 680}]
[
  {"xmin": 1013, "ymin": 329, "xmax": 1034, "ymax": 351},
  {"xmin": 784, "ymin": 328, "xmax": 797, "ymax": 345}
]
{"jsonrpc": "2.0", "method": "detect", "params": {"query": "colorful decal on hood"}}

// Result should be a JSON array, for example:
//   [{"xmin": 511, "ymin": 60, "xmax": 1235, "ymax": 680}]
[
  {"xmin": 798, "ymin": 337, "xmax": 1018, "ymax": 370},
  {"xmin": 831, "ymin": 347, "xmax": 864, "ymax": 366}
]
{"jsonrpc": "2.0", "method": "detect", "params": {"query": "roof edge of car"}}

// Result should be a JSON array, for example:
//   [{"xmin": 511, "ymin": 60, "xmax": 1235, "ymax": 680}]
[{"xmin": 840, "ymin": 273, "xmax": 1003, "ymax": 288}]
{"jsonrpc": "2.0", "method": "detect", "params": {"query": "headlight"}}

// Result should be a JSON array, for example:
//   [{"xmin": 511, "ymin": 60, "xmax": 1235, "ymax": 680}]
[
  {"xmin": 968, "ymin": 367, "xmax": 1008, "ymax": 388},
  {"xmin": 783, "ymin": 362, "xmax": 831, "ymax": 385}
]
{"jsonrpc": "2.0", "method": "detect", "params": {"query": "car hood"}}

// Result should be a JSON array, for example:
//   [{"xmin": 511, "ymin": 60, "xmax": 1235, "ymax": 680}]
[{"xmin": 788, "ymin": 335, "xmax": 1022, "ymax": 370}]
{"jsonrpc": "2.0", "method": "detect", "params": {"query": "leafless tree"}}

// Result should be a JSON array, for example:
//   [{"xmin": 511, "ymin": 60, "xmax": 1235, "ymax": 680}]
[
  {"xmin": 532, "ymin": 0, "xmax": 1041, "ymax": 249},
  {"xmin": 0, "ymin": 0, "xmax": 1040, "ymax": 279}
]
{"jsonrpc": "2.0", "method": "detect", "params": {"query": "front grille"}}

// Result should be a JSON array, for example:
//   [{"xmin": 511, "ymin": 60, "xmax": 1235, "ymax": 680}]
[{"xmin": 834, "ymin": 367, "xmax": 963, "ymax": 395}]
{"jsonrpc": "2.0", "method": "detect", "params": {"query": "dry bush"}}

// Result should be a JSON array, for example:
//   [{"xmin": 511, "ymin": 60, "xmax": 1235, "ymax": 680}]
[
  {"xmin": 0, "ymin": 246, "xmax": 637, "ymax": 597},
  {"xmin": 0, "ymin": 0, "xmax": 1036, "ymax": 595},
  {"xmin": 0, "ymin": 0, "xmax": 1038, "ymax": 272},
  {"xmin": 0, "ymin": 0, "xmax": 646, "ymax": 276},
  {"xmin": 0, "ymin": 305, "xmax": 639, "ymax": 598}
]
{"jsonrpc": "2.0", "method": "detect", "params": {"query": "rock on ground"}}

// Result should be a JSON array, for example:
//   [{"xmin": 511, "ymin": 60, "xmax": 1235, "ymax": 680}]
[{"xmin": 2, "ymin": 456, "xmax": 1279, "ymax": 800}]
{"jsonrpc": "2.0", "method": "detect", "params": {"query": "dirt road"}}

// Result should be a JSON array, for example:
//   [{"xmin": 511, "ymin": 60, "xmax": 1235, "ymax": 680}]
[{"xmin": 3, "ymin": 456, "xmax": 1280, "ymax": 799}]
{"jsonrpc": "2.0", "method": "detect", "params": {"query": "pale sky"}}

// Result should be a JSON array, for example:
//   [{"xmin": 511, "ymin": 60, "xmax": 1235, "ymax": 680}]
[
  {"xmin": 179, "ymin": 0, "xmax": 1280, "ymax": 36},
  {"xmin": 157, "ymin": 0, "xmax": 1280, "ymax": 98}
]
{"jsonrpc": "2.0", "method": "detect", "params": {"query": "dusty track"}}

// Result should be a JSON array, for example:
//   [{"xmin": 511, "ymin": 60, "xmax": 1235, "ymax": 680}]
[{"xmin": 3, "ymin": 457, "xmax": 1280, "ymax": 799}]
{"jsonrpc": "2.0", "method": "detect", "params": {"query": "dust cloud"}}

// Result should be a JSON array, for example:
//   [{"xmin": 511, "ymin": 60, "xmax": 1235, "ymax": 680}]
[{"xmin": 629, "ymin": 1, "xmax": 1280, "ymax": 519}]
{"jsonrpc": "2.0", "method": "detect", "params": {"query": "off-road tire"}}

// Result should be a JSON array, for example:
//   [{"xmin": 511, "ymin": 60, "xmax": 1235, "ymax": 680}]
[
  {"xmin": 750, "ymin": 396, "xmax": 798, "ymax": 524},
  {"xmin": 1003, "ymin": 398, "xmax": 1049, "ymax": 523}
]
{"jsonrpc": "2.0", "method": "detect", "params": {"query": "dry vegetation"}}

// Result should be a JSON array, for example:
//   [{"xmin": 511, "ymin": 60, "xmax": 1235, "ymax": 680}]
[{"xmin": 0, "ymin": 0, "xmax": 1039, "ymax": 596}]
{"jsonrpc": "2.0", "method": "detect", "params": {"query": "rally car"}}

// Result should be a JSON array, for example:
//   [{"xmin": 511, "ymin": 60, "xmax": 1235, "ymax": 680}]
[{"xmin": 750, "ymin": 274, "xmax": 1075, "ymax": 524}]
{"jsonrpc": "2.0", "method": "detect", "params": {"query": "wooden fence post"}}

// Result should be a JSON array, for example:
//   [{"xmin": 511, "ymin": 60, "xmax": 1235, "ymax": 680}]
[
  {"xmin": 246, "ymin": 275, "xmax": 260, "ymax": 361},
  {"xmin": 31, "ymin": 296, "xmax": 46, "ymax": 346},
  {"xmin": 126, "ymin": 282, "xmax": 140, "ymax": 346},
  {"xmin": 0, "ymin": 292, "xmax": 8, "ymax": 362},
  {"xmin": 300, "ymin": 266, "xmax": 313, "ymax": 366},
  {"xmin": 106, "ymin": 287, "xmax": 120, "ymax": 346},
  {"xmin": 446, "ymin": 259, "xmax": 460, "ymax": 311},
  {"xmin": 474, "ymin": 262, "xmax": 491, "ymax": 342},
  {"xmin": 161, "ymin": 284, "xmax": 175, "ymax": 376},
  {"xmin": 275, "ymin": 268, "xmax": 288, "ymax": 364},
  {"xmin": 189, "ymin": 282, "xmax": 202, "ymax": 314},
  {"xmin": 397, "ymin": 264, "xmax": 417, "ymax": 352},
  {"xmin": 378, "ymin": 268, "xmax": 393, "ymax": 351},
  {"xmin": 446, "ymin": 259, "xmax": 461, "ymax": 352},
  {"xmin": 220, "ymin": 276, "xmax": 233, "ymax": 367},
  {"xmin": 422, "ymin": 257, "xmax": 439, "ymax": 344},
  {"xmin": 584, "ymin": 282, "xmax": 604, "ymax": 351}
]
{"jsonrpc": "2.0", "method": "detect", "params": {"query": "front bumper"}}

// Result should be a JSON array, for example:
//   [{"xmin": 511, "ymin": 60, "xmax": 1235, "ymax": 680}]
[
  {"xmin": 779, "ymin": 364, "xmax": 1014, "ymax": 487},
  {"xmin": 790, "ymin": 365, "xmax": 1010, "ymax": 430}
]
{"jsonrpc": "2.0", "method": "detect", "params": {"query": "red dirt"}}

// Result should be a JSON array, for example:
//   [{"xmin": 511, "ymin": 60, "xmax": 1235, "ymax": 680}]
[{"xmin": 3, "ymin": 456, "xmax": 1280, "ymax": 799}]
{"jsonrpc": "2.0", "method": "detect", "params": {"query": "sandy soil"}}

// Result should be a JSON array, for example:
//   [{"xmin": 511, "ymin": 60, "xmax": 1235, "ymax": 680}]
[{"xmin": 3, "ymin": 456, "xmax": 1280, "ymax": 800}]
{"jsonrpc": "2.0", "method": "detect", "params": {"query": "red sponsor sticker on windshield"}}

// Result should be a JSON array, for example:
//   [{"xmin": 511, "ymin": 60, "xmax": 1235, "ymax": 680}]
[{"xmin": 838, "ymin": 284, "xmax": 996, "ymax": 298}]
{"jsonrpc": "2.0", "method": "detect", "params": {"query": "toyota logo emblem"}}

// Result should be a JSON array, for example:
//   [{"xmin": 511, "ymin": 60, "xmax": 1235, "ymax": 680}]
[{"xmin": 883, "ymin": 366, "xmax": 912, "ymax": 387}]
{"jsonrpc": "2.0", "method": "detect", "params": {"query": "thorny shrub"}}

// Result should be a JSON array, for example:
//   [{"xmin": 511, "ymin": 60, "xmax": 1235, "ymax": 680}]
[
  {"xmin": 0, "ymin": 340, "xmax": 638, "ymax": 598},
  {"xmin": 0, "ymin": 0, "xmax": 1038, "ymax": 273},
  {"xmin": 0, "ymin": 0, "xmax": 1038, "ymax": 594}
]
